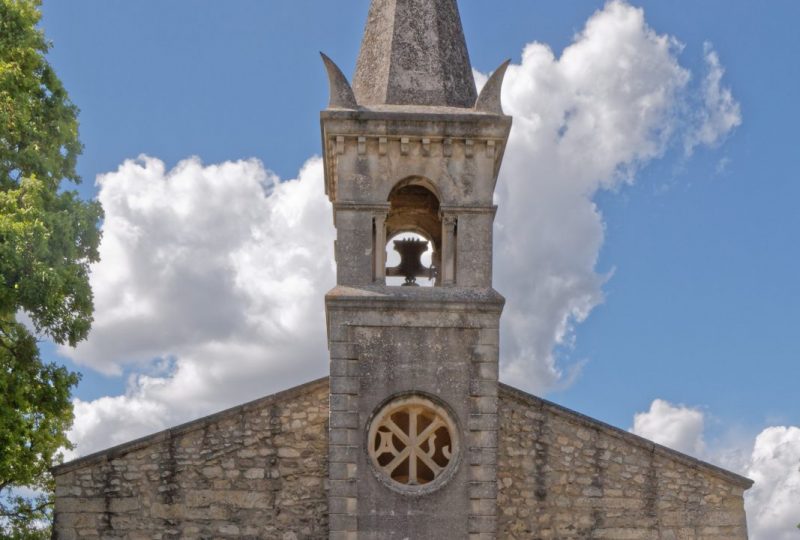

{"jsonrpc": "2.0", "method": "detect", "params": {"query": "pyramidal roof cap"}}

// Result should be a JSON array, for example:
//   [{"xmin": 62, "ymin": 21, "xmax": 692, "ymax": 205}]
[{"xmin": 353, "ymin": 0, "xmax": 478, "ymax": 108}]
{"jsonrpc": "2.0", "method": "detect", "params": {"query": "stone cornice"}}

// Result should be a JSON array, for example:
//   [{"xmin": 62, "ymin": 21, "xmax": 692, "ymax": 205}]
[
  {"xmin": 324, "ymin": 285, "xmax": 506, "ymax": 314},
  {"xmin": 321, "ymin": 108, "xmax": 512, "ymax": 139}
]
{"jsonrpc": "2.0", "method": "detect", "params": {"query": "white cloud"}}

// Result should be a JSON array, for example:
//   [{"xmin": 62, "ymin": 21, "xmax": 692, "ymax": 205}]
[
  {"xmin": 684, "ymin": 42, "xmax": 742, "ymax": 154},
  {"xmin": 61, "ymin": 156, "xmax": 335, "ymax": 455},
  {"xmin": 630, "ymin": 400, "xmax": 800, "ymax": 540},
  {"xmin": 66, "ymin": 394, "xmax": 168, "ymax": 459},
  {"xmin": 495, "ymin": 1, "xmax": 695, "ymax": 391},
  {"xmin": 630, "ymin": 399, "xmax": 706, "ymax": 457},
  {"xmin": 744, "ymin": 426, "xmax": 800, "ymax": 540},
  {"xmin": 62, "ymin": 1, "xmax": 742, "ymax": 455}
]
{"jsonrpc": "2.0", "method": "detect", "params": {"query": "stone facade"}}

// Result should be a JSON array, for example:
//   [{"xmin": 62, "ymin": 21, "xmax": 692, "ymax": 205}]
[
  {"xmin": 325, "ymin": 289, "xmax": 503, "ymax": 539},
  {"xmin": 53, "ymin": 2, "xmax": 751, "ymax": 538},
  {"xmin": 320, "ymin": 3, "xmax": 512, "ymax": 535},
  {"xmin": 52, "ymin": 380, "xmax": 750, "ymax": 539},
  {"xmin": 497, "ymin": 385, "xmax": 750, "ymax": 539},
  {"xmin": 53, "ymin": 379, "xmax": 329, "ymax": 540}
]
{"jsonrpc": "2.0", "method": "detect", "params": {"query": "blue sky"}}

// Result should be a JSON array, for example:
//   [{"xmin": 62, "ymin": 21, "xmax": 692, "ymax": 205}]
[{"xmin": 36, "ymin": 2, "xmax": 799, "ymax": 536}]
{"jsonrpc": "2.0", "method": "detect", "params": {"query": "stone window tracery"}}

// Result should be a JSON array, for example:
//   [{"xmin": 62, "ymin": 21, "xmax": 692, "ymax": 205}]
[{"xmin": 368, "ymin": 396, "xmax": 458, "ymax": 491}]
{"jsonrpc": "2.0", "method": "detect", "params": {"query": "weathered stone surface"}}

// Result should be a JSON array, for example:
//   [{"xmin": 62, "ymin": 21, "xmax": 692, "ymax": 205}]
[
  {"xmin": 353, "ymin": 0, "xmax": 477, "ymax": 108},
  {"xmin": 53, "ymin": 2, "xmax": 751, "ymax": 538},
  {"xmin": 53, "ymin": 379, "xmax": 750, "ymax": 538},
  {"xmin": 53, "ymin": 379, "xmax": 329, "ymax": 539},
  {"xmin": 496, "ymin": 385, "xmax": 751, "ymax": 540},
  {"xmin": 319, "ymin": 111, "xmax": 511, "ymax": 288},
  {"xmin": 474, "ymin": 60, "xmax": 511, "ymax": 114},
  {"xmin": 321, "ymin": 53, "xmax": 358, "ymax": 110},
  {"xmin": 326, "ymin": 289, "xmax": 503, "ymax": 539}
]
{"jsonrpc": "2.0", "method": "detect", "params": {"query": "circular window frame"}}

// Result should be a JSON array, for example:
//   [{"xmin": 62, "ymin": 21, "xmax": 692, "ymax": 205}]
[{"xmin": 366, "ymin": 394, "xmax": 461, "ymax": 496}]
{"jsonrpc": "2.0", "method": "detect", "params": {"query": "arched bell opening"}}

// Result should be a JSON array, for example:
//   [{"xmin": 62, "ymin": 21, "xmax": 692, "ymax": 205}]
[{"xmin": 382, "ymin": 179, "xmax": 441, "ymax": 287}]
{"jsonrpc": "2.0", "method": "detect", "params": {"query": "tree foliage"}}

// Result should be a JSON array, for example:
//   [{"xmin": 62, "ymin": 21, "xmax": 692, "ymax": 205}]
[{"xmin": 0, "ymin": 0, "xmax": 102, "ymax": 535}]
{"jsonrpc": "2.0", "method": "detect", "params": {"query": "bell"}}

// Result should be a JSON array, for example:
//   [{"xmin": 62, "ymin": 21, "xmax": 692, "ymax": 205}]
[{"xmin": 388, "ymin": 238, "xmax": 430, "ymax": 286}]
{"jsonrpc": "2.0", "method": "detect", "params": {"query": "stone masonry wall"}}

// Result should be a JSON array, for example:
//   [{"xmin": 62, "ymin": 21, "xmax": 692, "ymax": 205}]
[
  {"xmin": 497, "ymin": 385, "xmax": 751, "ymax": 540},
  {"xmin": 53, "ymin": 379, "xmax": 329, "ymax": 540},
  {"xmin": 53, "ymin": 378, "xmax": 750, "ymax": 539}
]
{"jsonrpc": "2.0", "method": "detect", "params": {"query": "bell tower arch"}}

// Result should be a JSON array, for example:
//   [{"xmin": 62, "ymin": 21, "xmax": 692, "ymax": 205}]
[
  {"xmin": 385, "ymin": 179, "xmax": 441, "ymax": 286},
  {"xmin": 321, "ymin": 1, "xmax": 511, "ymax": 537}
]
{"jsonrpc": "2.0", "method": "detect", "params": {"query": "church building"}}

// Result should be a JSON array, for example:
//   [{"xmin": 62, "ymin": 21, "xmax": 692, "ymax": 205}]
[{"xmin": 53, "ymin": 1, "xmax": 751, "ymax": 538}]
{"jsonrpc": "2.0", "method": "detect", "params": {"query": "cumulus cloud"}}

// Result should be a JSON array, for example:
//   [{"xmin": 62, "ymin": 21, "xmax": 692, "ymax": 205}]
[
  {"xmin": 684, "ymin": 42, "xmax": 742, "ymax": 154},
  {"xmin": 630, "ymin": 399, "xmax": 706, "ymax": 457},
  {"xmin": 630, "ymin": 400, "xmax": 800, "ymax": 540},
  {"xmin": 62, "ymin": 1, "xmax": 742, "ymax": 454},
  {"xmin": 495, "ymin": 0, "xmax": 701, "ymax": 391},
  {"xmin": 62, "ymin": 156, "xmax": 334, "ymax": 455},
  {"xmin": 744, "ymin": 426, "xmax": 800, "ymax": 540}
]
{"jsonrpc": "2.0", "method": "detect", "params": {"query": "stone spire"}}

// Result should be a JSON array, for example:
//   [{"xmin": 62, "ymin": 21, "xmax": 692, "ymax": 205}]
[{"xmin": 353, "ymin": 0, "xmax": 477, "ymax": 108}]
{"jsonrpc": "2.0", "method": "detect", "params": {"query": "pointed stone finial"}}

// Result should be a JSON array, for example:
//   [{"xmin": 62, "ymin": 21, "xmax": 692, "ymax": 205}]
[
  {"xmin": 474, "ymin": 59, "xmax": 510, "ymax": 114},
  {"xmin": 320, "ymin": 53, "xmax": 358, "ymax": 109},
  {"xmin": 353, "ymin": 0, "xmax": 477, "ymax": 108}
]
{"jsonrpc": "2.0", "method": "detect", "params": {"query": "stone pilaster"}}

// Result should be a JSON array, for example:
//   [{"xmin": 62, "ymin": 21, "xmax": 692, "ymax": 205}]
[
  {"xmin": 328, "ymin": 324, "xmax": 360, "ymax": 540},
  {"xmin": 468, "ymin": 327, "xmax": 500, "ymax": 539}
]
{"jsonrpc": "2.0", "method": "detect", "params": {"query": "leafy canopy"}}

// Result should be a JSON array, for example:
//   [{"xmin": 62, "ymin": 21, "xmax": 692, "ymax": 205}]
[{"xmin": 1, "ymin": 0, "xmax": 102, "ymax": 536}]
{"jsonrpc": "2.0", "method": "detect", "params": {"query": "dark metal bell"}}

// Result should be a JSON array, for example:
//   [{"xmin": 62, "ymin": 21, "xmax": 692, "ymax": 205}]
[{"xmin": 387, "ymin": 238, "xmax": 429, "ymax": 286}]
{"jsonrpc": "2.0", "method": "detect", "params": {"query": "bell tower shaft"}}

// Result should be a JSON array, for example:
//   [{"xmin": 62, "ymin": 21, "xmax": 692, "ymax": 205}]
[{"xmin": 321, "ymin": 1, "xmax": 511, "ymax": 538}]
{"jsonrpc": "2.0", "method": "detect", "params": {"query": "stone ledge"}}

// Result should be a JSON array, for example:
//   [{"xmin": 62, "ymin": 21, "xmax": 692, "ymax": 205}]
[
  {"xmin": 499, "ymin": 383, "xmax": 754, "ymax": 489},
  {"xmin": 329, "ymin": 445, "xmax": 359, "ymax": 463},
  {"xmin": 325, "ymin": 285, "xmax": 505, "ymax": 312},
  {"xmin": 321, "ymin": 105, "xmax": 512, "ymax": 125}
]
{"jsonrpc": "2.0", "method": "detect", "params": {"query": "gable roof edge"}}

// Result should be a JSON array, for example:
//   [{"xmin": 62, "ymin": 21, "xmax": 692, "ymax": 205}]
[
  {"xmin": 52, "ymin": 377, "xmax": 329, "ymax": 476},
  {"xmin": 499, "ymin": 383, "xmax": 754, "ymax": 489}
]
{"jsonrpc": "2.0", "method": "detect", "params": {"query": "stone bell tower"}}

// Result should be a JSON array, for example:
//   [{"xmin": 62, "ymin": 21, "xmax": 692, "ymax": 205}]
[{"xmin": 321, "ymin": 1, "xmax": 511, "ymax": 538}]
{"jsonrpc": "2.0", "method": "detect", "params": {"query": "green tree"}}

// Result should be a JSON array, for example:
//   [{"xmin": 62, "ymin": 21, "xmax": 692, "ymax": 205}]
[{"xmin": 0, "ymin": 0, "xmax": 102, "ymax": 536}]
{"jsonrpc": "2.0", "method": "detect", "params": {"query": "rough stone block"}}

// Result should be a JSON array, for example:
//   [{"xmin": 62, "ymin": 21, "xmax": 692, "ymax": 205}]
[
  {"xmin": 330, "ymin": 359, "xmax": 360, "ymax": 377},
  {"xmin": 470, "ymin": 464, "xmax": 497, "ymax": 482},
  {"xmin": 330, "ymin": 394, "xmax": 357, "ymax": 412},
  {"xmin": 329, "ymin": 497, "xmax": 358, "ymax": 515},
  {"xmin": 330, "ymin": 479, "xmax": 358, "ymax": 498},
  {"xmin": 329, "ymin": 513, "xmax": 358, "ymax": 532},
  {"xmin": 472, "ymin": 361, "xmax": 499, "ymax": 381},
  {"xmin": 330, "ymin": 461, "xmax": 357, "ymax": 481},
  {"xmin": 467, "ymin": 430, "xmax": 498, "ymax": 449},
  {"xmin": 470, "ymin": 481, "xmax": 498, "ymax": 500},
  {"xmin": 330, "ymin": 377, "xmax": 360, "ymax": 395},
  {"xmin": 329, "ymin": 428, "xmax": 360, "ymax": 446},
  {"xmin": 470, "ymin": 379, "xmax": 499, "ymax": 397},
  {"xmin": 468, "ymin": 414, "xmax": 499, "ymax": 431},
  {"xmin": 472, "ymin": 344, "xmax": 499, "ymax": 362},
  {"xmin": 470, "ymin": 396, "xmax": 498, "ymax": 415},
  {"xmin": 329, "ymin": 445, "xmax": 359, "ymax": 464},
  {"xmin": 330, "ymin": 412, "xmax": 359, "ymax": 430},
  {"xmin": 468, "ymin": 515, "xmax": 497, "ymax": 534},
  {"xmin": 329, "ymin": 342, "xmax": 358, "ymax": 360}
]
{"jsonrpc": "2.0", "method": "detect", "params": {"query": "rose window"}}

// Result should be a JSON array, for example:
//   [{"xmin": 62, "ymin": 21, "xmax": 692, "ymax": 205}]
[{"xmin": 368, "ymin": 396, "xmax": 458, "ymax": 490}]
